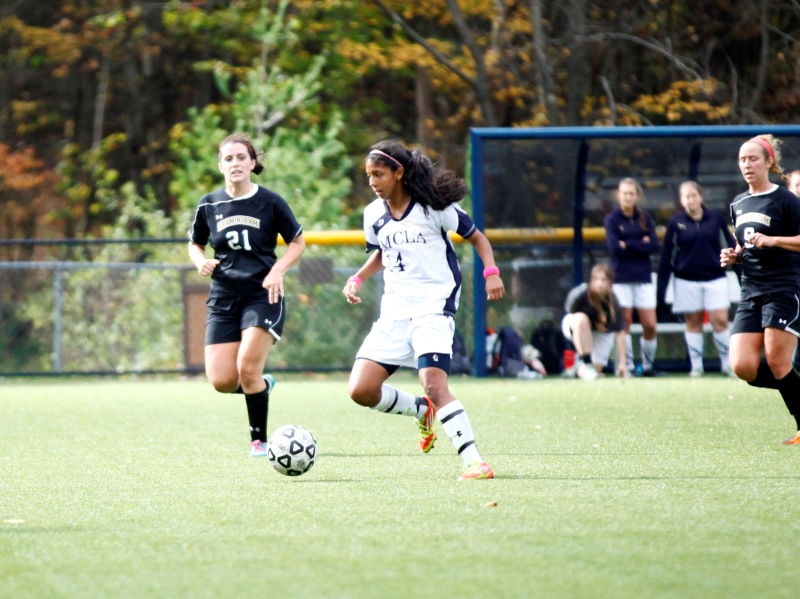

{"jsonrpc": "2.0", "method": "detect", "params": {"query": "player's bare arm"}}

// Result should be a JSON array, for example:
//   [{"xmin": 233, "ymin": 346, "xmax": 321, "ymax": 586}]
[
  {"xmin": 263, "ymin": 234, "xmax": 306, "ymax": 304},
  {"xmin": 749, "ymin": 233, "xmax": 800, "ymax": 252},
  {"xmin": 188, "ymin": 241, "xmax": 220, "ymax": 276},
  {"xmin": 466, "ymin": 231, "xmax": 505, "ymax": 300},
  {"xmin": 343, "ymin": 250, "xmax": 383, "ymax": 304},
  {"xmin": 720, "ymin": 243, "xmax": 743, "ymax": 267}
]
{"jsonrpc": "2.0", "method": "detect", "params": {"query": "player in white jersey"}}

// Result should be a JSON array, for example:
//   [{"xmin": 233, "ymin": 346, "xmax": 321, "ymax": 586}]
[{"xmin": 343, "ymin": 140, "xmax": 505, "ymax": 480}]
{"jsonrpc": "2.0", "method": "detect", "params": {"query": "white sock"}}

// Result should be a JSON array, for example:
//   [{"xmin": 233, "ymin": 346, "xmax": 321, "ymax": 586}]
[
  {"xmin": 437, "ymin": 400, "xmax": 482, "ymax": 465},
  {"xmin": 685, "ymin": 331, "xmax": 705, "ymax": 372},
  {"xmin": 372, "ymin": 385, "xmax": 427, "ymax": 419},
  {"xmin": 713, "ymin": 328, "xmax": 731, "ymax": 372},
  {"xmin": 641, "ymin": 338, "xmax": 657, "ymax": 371},
  {"xmin": 625, "ymin": 334, "xmax": 635, "ymax": 370}
]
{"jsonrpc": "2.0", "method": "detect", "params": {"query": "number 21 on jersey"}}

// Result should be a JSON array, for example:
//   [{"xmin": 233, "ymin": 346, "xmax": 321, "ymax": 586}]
[{"xmin": 226, "ymin": 229, "xmax": 252, "ymax": 251}]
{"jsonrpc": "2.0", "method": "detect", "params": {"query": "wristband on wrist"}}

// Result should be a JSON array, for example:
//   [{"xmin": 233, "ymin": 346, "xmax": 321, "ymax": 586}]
[
  {"xmin": 347, "ymin": 275, "xmax": 363, "ymax": 290},
  {"xmin": 483, "ymin": 266, "xmax": 500, "ymax": 279}
]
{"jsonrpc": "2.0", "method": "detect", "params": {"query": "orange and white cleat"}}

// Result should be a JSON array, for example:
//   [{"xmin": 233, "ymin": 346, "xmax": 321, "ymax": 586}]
[
  {"xmin": 416, "ymin": 396, "xmax": 436, "ymax": 453},
  {"xmin": 458, "ymin": 461, "xmax": 494, "ymax": 481},
  {"xmin": 781, "ymin": 431, "xmax": 800, "ymax": 445}
]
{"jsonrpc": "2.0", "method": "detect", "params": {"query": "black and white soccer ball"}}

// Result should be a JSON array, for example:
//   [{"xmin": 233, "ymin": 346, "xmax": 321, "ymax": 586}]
[{"xmin": 267, "ymin": 424, "xmax": 317, "ymax": 476}]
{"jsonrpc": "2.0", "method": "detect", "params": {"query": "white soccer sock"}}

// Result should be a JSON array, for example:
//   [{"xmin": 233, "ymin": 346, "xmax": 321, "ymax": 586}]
[
  {"xmin": 641, "ymin": 338, "xmax": 657, "ymax": 371},
  {"xmin": 684, "ymin": 331, "xmax": 705, "ymax": 372},
  {"xmin": 713, "ymin": 328, "xmax": 731, "ymax": 372},
  {"xmin": 625, "ymin": 334, "xmax": 635, "ymax": 370},
  {"xmin": 437, "ymin": 400, "xmax": 482, "ymax": 465},
  {"xmin": 372, "ymin": 385, "xmax": 426, "ymax": 418}
]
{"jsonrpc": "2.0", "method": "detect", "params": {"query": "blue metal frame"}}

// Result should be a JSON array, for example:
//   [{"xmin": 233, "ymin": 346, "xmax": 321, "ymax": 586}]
[{"xmin": 469, "ymin": 124, "xmax": 800, "ymax": 377}]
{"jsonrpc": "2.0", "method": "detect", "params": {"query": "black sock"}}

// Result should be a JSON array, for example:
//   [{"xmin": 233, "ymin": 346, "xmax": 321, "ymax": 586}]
[
  {"xmin": 581, "ymin": 353, "xmax": 591, "ymax": 365},
  {"xmin": 233, "ymin": 385, "xmax": 244, "ymax": 394},
  {"xmin": 747, "ymin": 362, "xmax": 779, "ymax": 390},
  {"xmin": 245, "ymin": 388, "xmax": 269, "ymax": 442},
  {"xmin": 775, "ymin": 369, "xmax": 800, "ymax": 429}
]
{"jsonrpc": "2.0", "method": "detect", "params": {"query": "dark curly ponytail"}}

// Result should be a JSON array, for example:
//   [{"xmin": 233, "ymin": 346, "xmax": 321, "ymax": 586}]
[{"xmin": 366, "ymin": 140, "xmax": 468, "ymax": 210}]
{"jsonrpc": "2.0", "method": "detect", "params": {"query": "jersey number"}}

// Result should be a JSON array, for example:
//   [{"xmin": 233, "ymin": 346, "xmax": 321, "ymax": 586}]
[
  {"xmin": 388, "ymin": 252, "xmax": 406, "ymax": 272},
  {"xmin": 226, "ymin": 230, "xmax": 252, "ymax": 251},
  {"xmin": 743, "ymin": 226, "xmax": 755, "ymax": 249}
]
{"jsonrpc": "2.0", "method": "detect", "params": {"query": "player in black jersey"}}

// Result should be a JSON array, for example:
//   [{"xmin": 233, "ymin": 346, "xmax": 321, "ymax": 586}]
[
  {"xmin": 188, "ymin": 134, "xmax": 306, "ymax": 456},
  {"xmin": 721, "ymin": 134, "xmax": 800, "ymax": 445}
]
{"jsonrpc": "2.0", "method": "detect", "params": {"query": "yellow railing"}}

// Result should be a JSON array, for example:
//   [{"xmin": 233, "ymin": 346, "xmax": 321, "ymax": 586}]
[{"xmin": 290, "ymin": 227, "xmax": 612, "ymax": 246}]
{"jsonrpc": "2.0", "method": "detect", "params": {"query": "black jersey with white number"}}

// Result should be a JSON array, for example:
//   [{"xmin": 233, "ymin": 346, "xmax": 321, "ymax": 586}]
[
  {"xmin": 188, "ymin": 185, "xmax": 302, "ymax": 298},
  {"xmin": 730, "ymin": 185, "xmax": 800, "ymax": 300}
]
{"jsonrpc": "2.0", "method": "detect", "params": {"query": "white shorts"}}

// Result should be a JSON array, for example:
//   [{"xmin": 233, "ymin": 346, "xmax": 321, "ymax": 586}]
[
  {"xmin": 561, "ymin": 313, "xmax": 617, "ymax": 367},
  {"xmin": 671, "ymin": 276, "xmax": 730, "ymax": 314},
  {"xmin": 356, "ymin": 314, "xmax": 454, "ymax": 369},
  {"xmin": 612, "ymin": 282, "xmax": 656, "ymax": 309}
]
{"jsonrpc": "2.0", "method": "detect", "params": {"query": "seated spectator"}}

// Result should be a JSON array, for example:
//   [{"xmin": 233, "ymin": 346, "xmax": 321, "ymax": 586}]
[{"xmin": 562, "ymin": 262, "xmax": 629, "ymax": 380}]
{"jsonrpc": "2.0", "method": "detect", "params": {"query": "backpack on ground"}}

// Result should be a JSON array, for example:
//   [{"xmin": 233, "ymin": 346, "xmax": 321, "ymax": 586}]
[
  {"xmin": 450, "ymin": 328, "xmax": 473, "ymax": 375},
  {"xmin": 490, "ymin": 327, "xmax": 526, "ymax": 377},
  {"xmin": 530, "ymin": 319, "xmax": 567, "ymax": 374}
]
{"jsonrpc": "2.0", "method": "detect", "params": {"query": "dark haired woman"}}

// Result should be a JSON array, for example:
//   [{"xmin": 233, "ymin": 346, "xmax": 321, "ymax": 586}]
[
  {"xmin": 342, "ymin": 140, "xmax": 505, "ymax": 480},
  {"xmin": 721, "ymin": 134, "xmax": 800, "ymax": 445},
  {"xmin": 188, "ymin": 134, "xmax": 306, "ymax": 456},
  {"xmin": 657, "ymin": 181, "xmax": 737, "ymax": 377},
  {"xmin": 562, "ymin": 263, "xmax": 628, "ymax": 380},
  {"xmin": 604, "ymin": 177, "xmax": 660, "ymax": 375}
]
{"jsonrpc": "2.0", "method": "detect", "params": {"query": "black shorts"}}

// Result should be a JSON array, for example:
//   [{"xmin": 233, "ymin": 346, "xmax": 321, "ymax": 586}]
[
  {"xmin": 205, "ymin": 294, "xmax": 286, "ymax": 346},
  {"xmin": 731, "ymin": 292, "xmax": 800, "ymax": 337}
]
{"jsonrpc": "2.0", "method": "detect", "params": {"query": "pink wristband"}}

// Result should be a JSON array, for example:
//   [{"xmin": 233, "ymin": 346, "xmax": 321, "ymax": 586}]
[
  {"xmin": 483, "ymin": 266, "xmax": 500, "ymax": 278},
  {"xmin": 347, "ymin": 275, "xmax": 363, "ymax": 290}
]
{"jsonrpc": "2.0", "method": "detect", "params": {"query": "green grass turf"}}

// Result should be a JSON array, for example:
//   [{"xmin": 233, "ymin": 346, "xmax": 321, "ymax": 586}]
[{"xmin": 1, "ymin": 374, "xmax": 799, "ymax": 599}]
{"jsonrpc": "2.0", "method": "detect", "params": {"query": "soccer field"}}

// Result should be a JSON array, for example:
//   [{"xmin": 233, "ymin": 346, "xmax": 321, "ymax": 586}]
[{"xmin": 1, "ymin": 374, "xmax": 798, "ymax": 599}]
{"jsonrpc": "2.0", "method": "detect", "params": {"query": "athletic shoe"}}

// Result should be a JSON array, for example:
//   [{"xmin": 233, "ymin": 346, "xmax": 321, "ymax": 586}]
[
  {"xmin": 641, "ymin": 369, "xmax": 665, "ymax": 377},
  {"xmin": 560, "ymin": 363, "xmax": 579, "ymax": 378},
  {"xmin": 263, "ymin": 373, "xmax": 276, "ymax": 394},
  {"xmin": 689, "ymin": 368, "xmax": 704, "ymax": 378},
  {"xmin": 577, "ymin": 363, "xmax": 599, "ymax": 380},
  {"xmin": 781, "ymin": 431, "xmax": 800, "ymax": 445},
  {"xmin": 458, "ymin": 461, "xmax": 494, "ymax": 481},
  {"xmin": 249, "ymin": 439, "xmax": 268, "ymax": 457},
  {"xmin": 416, "ymin": 396, "xmax": 436, "ymax": 453}
]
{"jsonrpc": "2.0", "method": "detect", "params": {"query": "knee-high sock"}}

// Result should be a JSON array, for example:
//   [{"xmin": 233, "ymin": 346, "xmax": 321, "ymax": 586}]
[
  {"xmin": 437, "ymin": 400, "xmax": 482, "ymax": 465},
  {"xmin": 747, "ymin": 361, "xmax": 779, "ymax": 390},
  {"xmin": 712, "ymin": 328, "xmax": 731, "ymax": 372},
  {"xmin": 641, "ymin": 338, "xmax": 657, "ymax": 371},
  {"xmin": 684, "ymin": 331, "xmax": 704, "ymax": 372},
  {"xmin": 245, "ymin": 388, "xmax": 269, "ymax": 442},
  {"xmin": 372, "ymin": 385, "xmax": 428, "ymax": 419},
  {"xmin": 776, "ymin": 369, "xmax": 800, "ymax": 429}
]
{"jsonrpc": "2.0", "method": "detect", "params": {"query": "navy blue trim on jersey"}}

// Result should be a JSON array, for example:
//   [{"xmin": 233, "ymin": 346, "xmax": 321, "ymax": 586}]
[
  {"xmin": 367, "ymin": 202, "xmax": 405, "ymax": 252},
  {"xmin": 418, "ymin": 352, "xmax": 450, "ymax": 372},
  {"xmin": 441, "ymin": 227, "xmax": 461, "ymax": 316},
  {"xmin": 455, "ymin": 208, "xmax": 477, "ymax": 239}
]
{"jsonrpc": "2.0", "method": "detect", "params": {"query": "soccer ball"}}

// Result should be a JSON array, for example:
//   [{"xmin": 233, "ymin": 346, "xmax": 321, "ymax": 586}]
[{"xmin": 267, "ymin": 424, "xmax": 317, "ymax": 476}]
